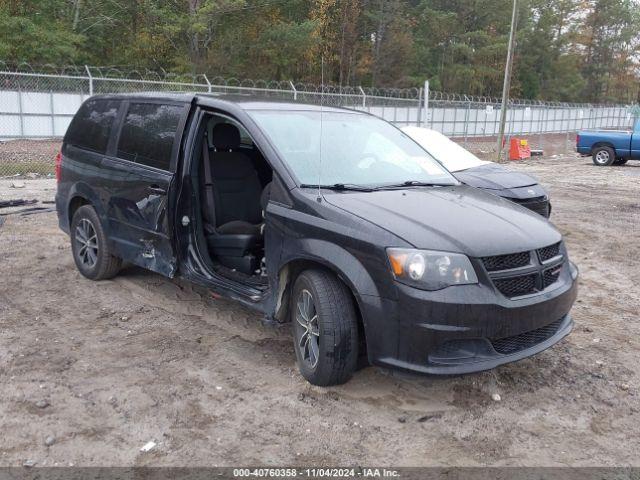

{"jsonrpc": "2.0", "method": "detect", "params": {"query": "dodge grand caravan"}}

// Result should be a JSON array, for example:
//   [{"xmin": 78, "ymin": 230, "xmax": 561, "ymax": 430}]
[{"xmin": 56, "ymin": 93, "xmax": 578, "ymax": 386}]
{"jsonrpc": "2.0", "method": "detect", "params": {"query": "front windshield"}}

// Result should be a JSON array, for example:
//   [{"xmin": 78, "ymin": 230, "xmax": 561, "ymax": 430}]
[
  {"xmin": 401, "ymin": 126, "xmax": 490, "ymax": 173},
  {"xmin": 248, "ymin": 110, "xmax": 457, "ymax": 187}
]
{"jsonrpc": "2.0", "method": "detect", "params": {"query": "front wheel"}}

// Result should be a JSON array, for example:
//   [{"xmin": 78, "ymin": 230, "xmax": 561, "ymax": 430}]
[
  {"xmin": 290, "ymin": 269, "xmax": 359, "ymax": 386},
  {"xmin": 592, "ymin": 146, "xmax": 615, "ymax": 166}
]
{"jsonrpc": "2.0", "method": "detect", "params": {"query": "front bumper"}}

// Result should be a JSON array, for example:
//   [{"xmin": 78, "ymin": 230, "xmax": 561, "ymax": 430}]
[
  {"xmin": 359, "ymin": 262, "xmax": 578, "ymax": 375},
  {"xmin": 380, "ymin": 313, "xmax": 573, "ymax": 375}
]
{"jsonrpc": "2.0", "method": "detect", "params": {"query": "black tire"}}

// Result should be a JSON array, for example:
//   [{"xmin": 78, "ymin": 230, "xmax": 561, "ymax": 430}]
[
  {"xmin": 290, "ymin": 269, "xmax": 359, "ymax": 386},
  {"xmin": 614, "ymin": 158, "xmax": 628, "ymax": 166},
  {"xmin": 70, "ymin": 205, "xmax": 122, "ymax": 280},
  {"xmin": 592, "ymin": 146, "xmax": 615, "ymax": 166}
]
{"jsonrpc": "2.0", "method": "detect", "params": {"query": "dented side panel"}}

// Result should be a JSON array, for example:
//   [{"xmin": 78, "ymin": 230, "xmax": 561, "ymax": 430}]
[{"xmin": 101, "ymin": 157, "xmax": 177, "ymax": 277}]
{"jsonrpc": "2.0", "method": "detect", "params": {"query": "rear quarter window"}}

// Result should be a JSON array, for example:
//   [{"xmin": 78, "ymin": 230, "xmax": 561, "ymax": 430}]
[
  {"xmin": 64, "ymin": 99, "xmax": 121, "ymax": 154},
  {"xmin": 117, "ymin": 103, "xmax": 183, "ymax": 171}
]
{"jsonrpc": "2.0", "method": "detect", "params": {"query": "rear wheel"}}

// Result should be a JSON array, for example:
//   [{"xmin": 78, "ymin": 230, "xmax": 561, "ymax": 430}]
[
  {"xmin": 290, "ymin": 269, "xmax": 359, "ymax": 386},
  {"xmin": 70, "ymin": 205, "xmax": 122, "ymax": 280},
  {"xmin": 592, "ymin": 146, "xmax": 615, "ymax": 166},
  {"xmin": 614, "ymin": 158, "xmax": 628, "ymax": 166}
]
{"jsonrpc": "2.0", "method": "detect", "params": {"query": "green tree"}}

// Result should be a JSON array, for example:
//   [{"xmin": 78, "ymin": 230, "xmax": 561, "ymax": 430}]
[
  {"xmin": 578, "ymin": 0, "xmax": 640, "ymax": 102},
  {"xmin": 0, "ymin": 0, "xmax": 82, "ymax": 64},
  {"xmin": 0, "ymin": 0, "xmax": 638, "ymax": 102}
]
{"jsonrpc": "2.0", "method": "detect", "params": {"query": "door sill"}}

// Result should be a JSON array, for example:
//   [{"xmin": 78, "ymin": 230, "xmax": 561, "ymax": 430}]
[{"xmin": 186, "ymin": 244, "xmax": 268, "ymax": 302}]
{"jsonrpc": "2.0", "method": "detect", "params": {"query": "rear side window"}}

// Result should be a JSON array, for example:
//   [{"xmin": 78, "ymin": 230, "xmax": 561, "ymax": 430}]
[
  {"xmin": 117, "ymin": 103, "xmax": 183, "ymax": 171},
  {"xmin": 65, "ymin": 99, "xmax": 120, "ymax": 154}
]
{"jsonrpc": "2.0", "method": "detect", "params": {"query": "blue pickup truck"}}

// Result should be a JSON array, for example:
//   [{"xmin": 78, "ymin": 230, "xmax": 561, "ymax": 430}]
[{"xmin": 576, "ymin": 119, "xmax": 640, "ymax": 166}]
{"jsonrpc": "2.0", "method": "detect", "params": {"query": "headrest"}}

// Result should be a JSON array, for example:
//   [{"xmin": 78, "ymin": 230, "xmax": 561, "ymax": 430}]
[{"xmin": 212, "ymin": 123, "xmax": 241, "ymax": 151}]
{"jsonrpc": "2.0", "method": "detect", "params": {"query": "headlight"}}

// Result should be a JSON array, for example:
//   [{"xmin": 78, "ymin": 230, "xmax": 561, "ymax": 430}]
[{"xmin": 386, "ymin": 248, "xmax": 478, "ymax": 290}]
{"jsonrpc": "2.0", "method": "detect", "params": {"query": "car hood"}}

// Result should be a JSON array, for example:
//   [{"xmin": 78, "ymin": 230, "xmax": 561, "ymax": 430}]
[
  {"xmin": 323, "ymin": 185, "xmax": 560, "ymax": 257},
  {"xmin": 454, "ymin": 163, "xmax": 538, "ymax": 190}
]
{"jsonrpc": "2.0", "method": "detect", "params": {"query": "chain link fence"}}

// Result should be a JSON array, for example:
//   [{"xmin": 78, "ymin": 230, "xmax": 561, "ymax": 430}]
[{"xmin": 1, "ymin": 63, "xmax": 637, "ymax": 176}]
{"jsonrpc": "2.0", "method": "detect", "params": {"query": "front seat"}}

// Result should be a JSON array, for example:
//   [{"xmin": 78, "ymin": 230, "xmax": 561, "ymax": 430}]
[{"xmin": 202, "ymin": 123, "xmax": 264, "ymax": 273}]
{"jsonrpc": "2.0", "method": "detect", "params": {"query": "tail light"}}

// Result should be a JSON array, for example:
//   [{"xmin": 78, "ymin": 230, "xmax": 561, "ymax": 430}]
[
  {"xmin": 55, "ymin": 151, "xmax": 62, "ymax": 182},
  {"xmin": 576, "ymin": 134, "xmax": 580, "ymax": 146}
]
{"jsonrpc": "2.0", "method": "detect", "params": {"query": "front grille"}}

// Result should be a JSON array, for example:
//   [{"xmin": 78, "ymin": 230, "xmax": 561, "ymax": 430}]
[
  {"xmin": 542, "ymin": 266, "xmax": 562, "ymax": 288},
  {"xmin": 493, "ymin": 274, "xmax": 538, "ymax": 297},
  {"xmin": 482, "ymin": 251, "xmax": 531, "ymax": 272},
  {"xmin": 538, "ymin": 242, "xmax": 561, "ymax": 262},
  {"xmin": 512, "ymin": 197, "xmax": 550, "ymax": 218},
  {"xmin": 491, "ymin": 318, "xmax": 564, "ymax": 355},
  {"xmin": 482, "ymin": 242, "xmax": 564, "ymax": 298}
]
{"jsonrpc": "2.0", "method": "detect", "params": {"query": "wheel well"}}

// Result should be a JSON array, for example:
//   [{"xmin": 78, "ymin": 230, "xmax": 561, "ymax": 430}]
[
  {"xmin": 68, "ymin": 196, "xmax": 90, "ymax": 226},
  {"xmin": 592, "ymin": 142, "xmax": 615, "ymax": 153},
  {"xmin": 276, "ymin": 259, "xmax": 368, "ymax": 359}
]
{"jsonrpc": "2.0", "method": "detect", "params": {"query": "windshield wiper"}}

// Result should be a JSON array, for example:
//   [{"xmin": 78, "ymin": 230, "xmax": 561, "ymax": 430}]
[
  {"xmin": 300, "ymin": 183, "xmax": 375, "ymax": 192},
  {"xmin": 374, "ymin": 180, "xmax": 456, "ymax": 190}
]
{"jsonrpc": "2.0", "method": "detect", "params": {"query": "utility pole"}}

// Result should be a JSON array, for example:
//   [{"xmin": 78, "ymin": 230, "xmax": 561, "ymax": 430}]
[{"xmin": 496, "ymin": 0, "xmax": 518, "ymax": 162}]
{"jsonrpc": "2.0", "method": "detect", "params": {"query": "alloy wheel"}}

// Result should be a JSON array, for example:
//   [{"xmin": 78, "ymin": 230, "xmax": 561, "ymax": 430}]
[
  {"xmin": 295, "ymin": 289, "xmax": 320, "ymax": 369},
  {"xmin": 75, "ymin": 218, "xmax": 98, "ymax": 269}
]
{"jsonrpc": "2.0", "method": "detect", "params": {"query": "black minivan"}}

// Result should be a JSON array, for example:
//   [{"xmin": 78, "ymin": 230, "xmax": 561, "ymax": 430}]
[{"xmin": 56, "ymin": 93, "xmax": 578, "ymax": 386}]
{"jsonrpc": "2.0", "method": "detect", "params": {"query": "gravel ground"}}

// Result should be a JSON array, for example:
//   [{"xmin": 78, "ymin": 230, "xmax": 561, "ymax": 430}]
[
  {"xmin": 0, "ymin": 154, "xmax": 639, "ymax": 467},
  {"xmin": 453, "ymin": 132, "xmax": 578, "ymax": 160},
  {"xmin": 0, "ymin": 139, "xmax": 59, "ymax": 177}
]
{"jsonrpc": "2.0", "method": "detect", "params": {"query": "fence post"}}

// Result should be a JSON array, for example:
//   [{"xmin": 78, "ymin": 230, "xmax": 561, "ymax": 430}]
[
  {"xmin": 541, "ymin": 106, "xmax": 547, "ymax": 153},
  {"xmin": 289, "ymin": 81, "xmax": 297, "ymax": 101},
  {"xmin": 566, "ymin": 106, "xmax": 572, "ymax": 153},
  {"xmin": 508, "ymin": 101, "xmax": 516, "ymax": 137},
  {"xmin": 203, "ymin": 74, "xmax": 212, "ymax": 93},
  {"xmin": 85, "ymin": 65, "xmax": 93, "ymax": 96},
  {"xmin": 417, "ymin": 88, "xmax": 423, "ymax": 126},
  {"xmin": 452, "ymin": 100, "xmax": 459, "ymax": 137},
  {"xmin": 463, "ymin": 98, "xmax": 470, "ymax": 146},
  {"xmin": 537, "ymin": 105, "xmax": 543, "ymax": 151},
  {"xmin": 359, "ymin": 86, "xmax": 366, "ymax": 109},
  {"xmin": 423, "ymin": 80, "xmax": 430, "ymax": 126},
  {"xmin": 18, "ymin": 87, "xmax": 24, "ymax": 137},
  {"xmin": 50, "ymin": 90, "xmax": 56, "ymax": 137}
]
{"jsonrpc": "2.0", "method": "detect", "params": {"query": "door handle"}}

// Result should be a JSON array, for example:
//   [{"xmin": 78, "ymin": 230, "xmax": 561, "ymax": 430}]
[{"xmin": 148, "ymin": 185, "xmax": 167, "ymax": 195}]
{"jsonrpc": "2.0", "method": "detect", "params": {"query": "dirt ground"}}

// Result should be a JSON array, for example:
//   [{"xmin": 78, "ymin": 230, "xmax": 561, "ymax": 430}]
[
  {"xmin": 0, "ymin": 154, "xmax": 639, "ymax": 468},
  {"xmin": 453, "ymin": 132, "xmax": 578, "ymax": 160},
  {"xmin": 0, "ymin": 139, "xmax": 59, "ymax": 177}
]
